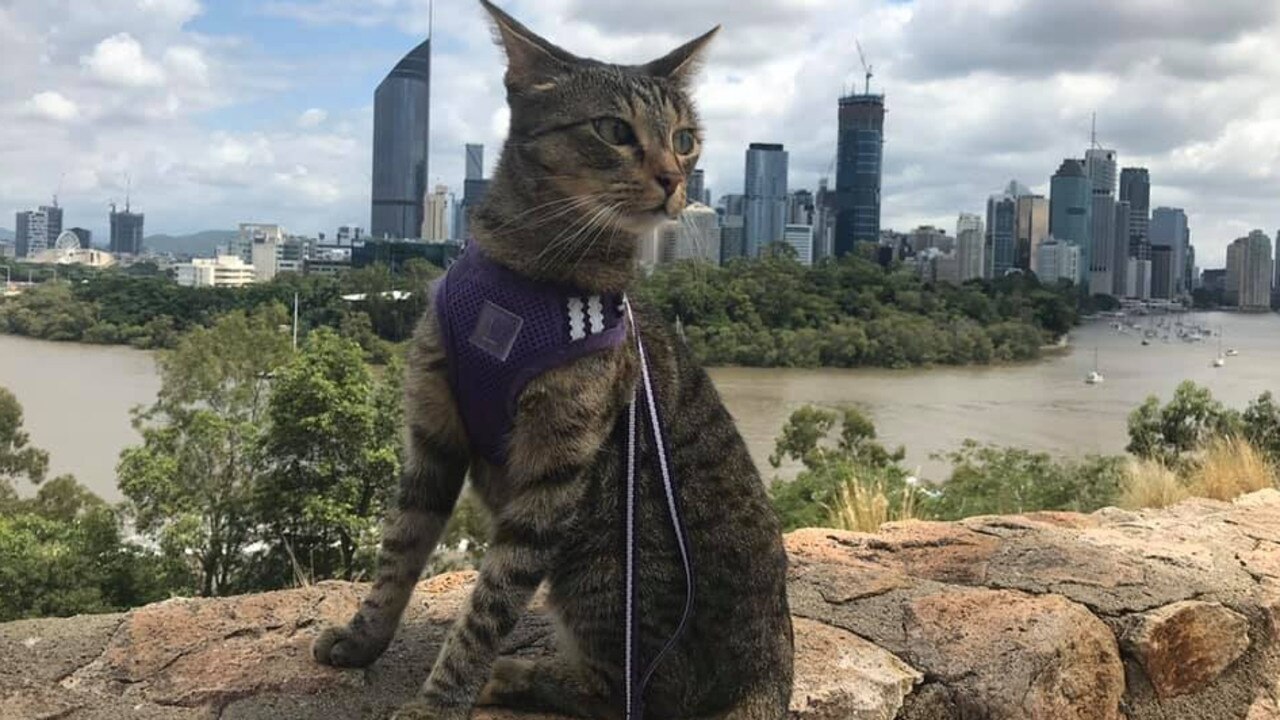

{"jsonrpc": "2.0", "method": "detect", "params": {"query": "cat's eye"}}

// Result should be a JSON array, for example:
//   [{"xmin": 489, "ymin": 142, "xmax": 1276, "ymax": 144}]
[
  {"xmin": 593, "ymin": 117, "xmax": 637, "ymax": 146},
  {"xmin": 673, "ymin": 129, "xmax": 697, "ymax": 155}
]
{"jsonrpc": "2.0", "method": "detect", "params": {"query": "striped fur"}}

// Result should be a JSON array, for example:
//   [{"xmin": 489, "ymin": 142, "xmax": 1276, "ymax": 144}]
[{"xmin": 314, "ymin": 3, "xmax": 792, "ymax": 718}]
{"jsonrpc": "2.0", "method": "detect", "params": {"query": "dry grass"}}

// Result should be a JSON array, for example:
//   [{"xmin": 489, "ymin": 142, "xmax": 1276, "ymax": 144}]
[
  {"xmin": 826, "ymin": 474, "xmax": 921, "ymax": 532},
  {"xmin": 1189, "ymin": 436, "xmax": 1277, "ymax": 501},
  {"xmin": 1119, "ymin": 459, "xmax": 1189, "ymax": 510}
]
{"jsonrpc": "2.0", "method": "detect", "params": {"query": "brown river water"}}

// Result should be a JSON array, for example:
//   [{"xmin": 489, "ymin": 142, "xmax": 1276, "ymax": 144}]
[{"xmin": 3, "ymin": 311, "xmax": 1277, "ymax": 502}]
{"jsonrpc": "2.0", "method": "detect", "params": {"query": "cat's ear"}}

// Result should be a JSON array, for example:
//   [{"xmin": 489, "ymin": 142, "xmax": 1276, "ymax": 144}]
[
  {"xmin": 644, "ymin": 26, "xmax": 719, "ymax": 85},
  {"xmin": 479, "ymin": 0, "xmax": 579, "ymax": 92}
]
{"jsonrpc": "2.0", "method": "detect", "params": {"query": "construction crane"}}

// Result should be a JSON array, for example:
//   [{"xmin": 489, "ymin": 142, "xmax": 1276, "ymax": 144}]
[{"xmin": 856, "ymin": 39, "xmax": 873, "ymax": 95}]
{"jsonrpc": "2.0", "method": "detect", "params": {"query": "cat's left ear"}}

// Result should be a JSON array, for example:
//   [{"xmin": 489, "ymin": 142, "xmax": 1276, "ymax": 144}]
[{"xmin": 644, "ymin": 26, "xmax": 720, "ymax": 85}]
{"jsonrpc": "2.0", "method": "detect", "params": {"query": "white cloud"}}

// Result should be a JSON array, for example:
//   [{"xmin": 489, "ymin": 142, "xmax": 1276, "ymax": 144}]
[
  {"xmin": 24, "ymin": 91, "xmax": 80, "ymax": 122},
  {"xmin": 297, "ymin": 108, "xmax": 328, "ymax": 128},
  {"xmin": 137, "ymin": 0, "xmax": 204, "ymax": 26},
  {"xmin": 163, "ymin": 46, "xmax": 210, "ymax": 86},
  {"xmin": 81, "ymin": 33, "xmax": 166, "ymax": 87}
]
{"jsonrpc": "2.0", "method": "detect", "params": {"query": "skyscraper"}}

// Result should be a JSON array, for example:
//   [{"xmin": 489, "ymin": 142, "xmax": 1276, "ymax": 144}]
[
  {"xmin": 1113, "ymin": 201, "xmax": 1131, "ymax": 296},
  {"xmin": 1226, "ymin": 231, "xmax": 1273, "ymax": 310},
  {"xmin": 1015, "ymin": 195, "xmax": 1049, "ymax": 273},
  {"xmin": 985, "ymin": 189, "xmax": 1017, "ymax": 278},
  {"xmin": 14, "ymin": 211, "xmax": 34, "ymax": 258},
  {"xmin": 1150, "ymin": 207, "xmax": 1188, "ymax": 298},
  {"xmin": 424, "ymin": 184, "xmax": 449, "ymax": 241},
  {"xmin": 1085, "ymin": 148, "xmax": 1118, "ymax": 296},
  {"xmin": 41, "ymin": 203, "xmax": 63, "ymax": 249},
  {"xmin": 782, "ymin": 225, "xmax": 815, "ymax": 266},
  {"xmin": 1119, "ymin": 167, "xmax": 1150, "ymax": 257},
  {"xmin": 1049, "ymin": 159, "xmax": 1091, "ymax": 284},
  {"xmin": 465, "ymin": 143, "xmax": 484, "ymax": 181},
  {"xmin": 957, "ymin": 225, "xmax": 985, "ymax": 283},
  {"xmin": 743, "ymin": 143, "xmax": 788, "ymax": 258},
  {"xmin": 688, "ymin": 169, "xmax": 705, "ymax": 210},
  {"xmin": 109, "ymin": 203, "xmax": 145, "ymax": 255},
  {"xmin": 371, "ymin": 38, "xmax": 431, "ymax": 240},
  {"xmin": 833, "ymin": 91, "xmax": 884, "ymax": 257}
]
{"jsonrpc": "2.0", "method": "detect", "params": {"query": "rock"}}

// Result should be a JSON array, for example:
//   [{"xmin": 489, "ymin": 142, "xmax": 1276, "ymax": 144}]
[
  {"xmin": 905, "ymin": 589, "xmax": 1125, "ymax": 720},
  {"xmin": 5, "ymin": 490, "xmax": 1280, "ymax": 720},
  {"xmin": 1124, "ymin": 601, "xmax": 1251, "ymax": 699},
  {"xmin": 788, "ymin": 617, "xmax": 921, "ymax": 720}
]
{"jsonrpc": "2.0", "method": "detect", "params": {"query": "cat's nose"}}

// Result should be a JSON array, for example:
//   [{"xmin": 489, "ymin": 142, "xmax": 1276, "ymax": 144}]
[{"xmin": 655, "ymin": 171, "xmax": 683, "ymax": 198}]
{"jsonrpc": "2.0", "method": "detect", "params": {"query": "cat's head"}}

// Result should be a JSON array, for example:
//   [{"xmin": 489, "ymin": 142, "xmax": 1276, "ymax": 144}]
[{"xmin": 474, "ymin": 0, "xmax": 717, "ymax": 285}]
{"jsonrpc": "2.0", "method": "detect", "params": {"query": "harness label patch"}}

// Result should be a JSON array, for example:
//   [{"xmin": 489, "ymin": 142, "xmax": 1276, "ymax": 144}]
[{"xmin": 469, "ymin": 300, "xmax": 523, "ymax": 362}]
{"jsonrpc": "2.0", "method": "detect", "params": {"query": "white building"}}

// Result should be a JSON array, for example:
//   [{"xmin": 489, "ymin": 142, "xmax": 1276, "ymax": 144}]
[
  {"xmin": 234, "ymin": 223, "xmax": 284, "ymax": 266},
  {"xmin": 1227, "ymin": 230, "xmax": 1274, "ymax": 310},
  {"xmin": 1126, "ymin": 257, "xmax": 1153, "ymax": 299},
  {"xmin": 177, "ymin": 255, "xmax": 257, "ymax": 288},
  {"xmin": 1036, "ymin": 238, "xmax": 1082, "ymax": 285},
  {"xmin": 782, "ymin": 224, "xmax": 815, "ymax": 266},
  {"xmin": 957, "ymin": 227, "xmax": 985, "ymax": 283},
  {"xmin": 424, "ymin": 184, "xmax": 449, "ymax": 241}
]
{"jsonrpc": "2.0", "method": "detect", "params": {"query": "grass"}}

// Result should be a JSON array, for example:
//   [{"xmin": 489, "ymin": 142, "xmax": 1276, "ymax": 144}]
[
  {"xmin": 1190, "ymin": 436, "xmax": 1277, "ymax": 501},
  {"xmin": 1120, "ymin": 436, "xmax": 1278, "ymax": 510},
  {"xmin": 826, "ymin": 474, "xmax": 921, "ymax": 532},
  {"xmin": 1119, "ymin": 459, "xmax": 1188, "ymax": 510}
]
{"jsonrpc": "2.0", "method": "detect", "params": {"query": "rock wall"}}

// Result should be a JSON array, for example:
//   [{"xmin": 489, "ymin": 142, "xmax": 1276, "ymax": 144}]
[{"xmin": 3, "ymin": 491, "xmax": 1279, "ymax": 719}]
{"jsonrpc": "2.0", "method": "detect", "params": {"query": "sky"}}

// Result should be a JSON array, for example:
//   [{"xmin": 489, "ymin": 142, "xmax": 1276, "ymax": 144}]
[{"xmin": 1, "ymin": 0, "xmax": 1278, "ymax": 267}]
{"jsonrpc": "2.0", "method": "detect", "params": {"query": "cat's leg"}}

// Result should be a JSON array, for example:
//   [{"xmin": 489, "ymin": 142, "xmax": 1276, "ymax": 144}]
[
  {"xmin": 397, "ymin": 357, "xmax": 625, "ymax": 719},
  {"xmin": 476, "ymin": 657, "xmax": 617, "ymax": 719},
  {"xmin": 314, "ymin": 324, "xmax": 470, "ymax": 669}
]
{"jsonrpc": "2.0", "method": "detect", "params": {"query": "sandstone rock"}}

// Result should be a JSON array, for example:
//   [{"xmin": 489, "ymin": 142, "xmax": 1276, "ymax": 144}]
[
  {"xmin": 905, "ymin": 588, "xmax": 1125, "ymax": 720},
  {"xmin": 1124, "ymin": 600, "xmax": 1251, "ymax": 699},
  {"xmin": 5, "ymin": 491, "xmax": 1280, "ymax": 720},
  {"xmin": 788, "ymin": 617, "xmax": 920, "ymax": 720}
]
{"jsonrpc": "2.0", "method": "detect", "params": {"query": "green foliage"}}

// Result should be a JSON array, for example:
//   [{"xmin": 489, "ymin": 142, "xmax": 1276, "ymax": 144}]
[
  {"xmin": 117, "ymin": 307, "xmax": 293, "ymax": 596},
  {"xmin": 1126, "ymin": 381, "xmax": 1243, "ymax": 468},
  {"xmin": 927, "ymin": 442, "xmax": 1127, "ymax": 520},
  {"xmin": 1243, "ymin": 392, "xmax": 1280, "ymax": 465},
  {"xmin": 768, "ymin": 406, "xmax": 908, "ymax": 531},
  {"xmin": 254, "ymin": 330, "xmax": 403, "ymax": 584},
  {"xmin": 635, "ymin": 253, "xmax": 1079, "ymax": 368},
  {"xmin": 1, "ymin": 387, "xmax": 49, "ymax": 489}
]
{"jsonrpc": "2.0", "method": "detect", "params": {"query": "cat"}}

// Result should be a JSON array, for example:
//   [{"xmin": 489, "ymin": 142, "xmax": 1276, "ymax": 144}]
[{"xmin": 312, "ymin": 2, "xmax": 794, "ymax": 718}]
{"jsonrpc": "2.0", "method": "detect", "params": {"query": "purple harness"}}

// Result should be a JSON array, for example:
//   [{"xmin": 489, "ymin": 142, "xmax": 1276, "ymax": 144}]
[
  {"xmin": 434, "ymin": 245, "xmax": 692, "ymax": 720},
  {"xmin": 433, "ymin": 245, "xmax": 627, "ymax": 465}
]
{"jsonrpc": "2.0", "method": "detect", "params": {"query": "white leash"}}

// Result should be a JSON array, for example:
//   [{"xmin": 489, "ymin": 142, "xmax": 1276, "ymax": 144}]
[{"xmin": 622, "ymin": 298, "xmax": 694, "ymax": 720}]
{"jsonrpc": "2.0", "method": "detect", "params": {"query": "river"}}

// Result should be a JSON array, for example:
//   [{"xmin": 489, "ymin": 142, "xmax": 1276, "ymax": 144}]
[{"xmin": 2, "ymin": 310, "xmax": 1278, "ymax": 502}]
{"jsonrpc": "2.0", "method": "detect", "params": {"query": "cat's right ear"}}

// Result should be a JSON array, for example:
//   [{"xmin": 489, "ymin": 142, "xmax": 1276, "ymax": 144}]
[{"xmin": 479, "ymin": 0, "xmax": 578, "ymax": 92}]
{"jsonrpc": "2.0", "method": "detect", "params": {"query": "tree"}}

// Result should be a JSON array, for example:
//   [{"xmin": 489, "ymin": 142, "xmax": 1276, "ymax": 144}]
[
  {"xmin": 118, "ymin": 306, "xmax": 293, "ymax": 596},
  {"xmin": 1243, "ymin": 392, "xmax": 1280, "ymax": 465},
  {"xmin": 254, "ymin": 330, "xmax": 403, "ymax": 584},
  {"xmin": 1127, "ymin": 382, "xmax": 1242, "ymax": 468},
  {"xmin": 0, "ymin": 387, "xmax": 49, "ymax": 497}
]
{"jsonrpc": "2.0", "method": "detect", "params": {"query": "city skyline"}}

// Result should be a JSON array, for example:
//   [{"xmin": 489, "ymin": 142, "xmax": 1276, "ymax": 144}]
[{"xmin": 2, "ymin": 1, "xmax": 1278, "ymax": 267}]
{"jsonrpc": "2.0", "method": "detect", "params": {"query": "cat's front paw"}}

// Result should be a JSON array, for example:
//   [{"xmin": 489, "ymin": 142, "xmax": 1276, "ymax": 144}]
[
  {"xmin": 312, "ymin": 623, "xmax": 390, "ymax": 668},
  {"xmin": 389, "ymin": 699, "xmax": 468, "ymax": 720}
]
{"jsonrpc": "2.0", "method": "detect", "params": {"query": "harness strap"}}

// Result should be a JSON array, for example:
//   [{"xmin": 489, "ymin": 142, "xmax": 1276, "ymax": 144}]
[{"xmin": 623, "ymin": 298, "xmax": 695, "ymax": 720}]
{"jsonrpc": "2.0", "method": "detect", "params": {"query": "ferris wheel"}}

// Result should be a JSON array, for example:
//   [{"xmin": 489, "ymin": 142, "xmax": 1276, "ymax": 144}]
[{"xmin": 54, "ymin": 231, "xmax": 82, "ymax": 251}]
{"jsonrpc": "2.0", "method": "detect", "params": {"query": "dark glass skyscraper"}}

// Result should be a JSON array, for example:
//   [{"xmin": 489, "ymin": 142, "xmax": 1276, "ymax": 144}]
[
  {"xmin": 833, "ymin": 93, "xmax": 884, "ymax": 257},
  {"xmin": 1119, "ymin": 167, "xmax": 1150, "ymax": 257},
  {"xmin": 109, "ymin": 203, "xmax": 145, "ymax": 255},
  {"xmin": 371, "ymin": 39, "xmax": 431, "ymax": 240},
  {"xmin": 1049, "ymin": 159, "xmax": 1092, "ymax": 284}
]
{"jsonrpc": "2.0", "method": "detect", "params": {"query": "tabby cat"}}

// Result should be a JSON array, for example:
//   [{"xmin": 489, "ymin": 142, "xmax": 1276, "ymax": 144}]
[{"xmin": 313, "ymin": 2, "xmax": 794, "ymax": 718}]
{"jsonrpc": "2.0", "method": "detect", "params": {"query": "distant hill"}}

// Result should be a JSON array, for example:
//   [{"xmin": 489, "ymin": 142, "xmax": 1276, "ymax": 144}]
[
  {"xmin": 0, "ymin": 228, "xmax": 13, "ymax": 241},
  {"xmin": 143, "ymin": 230, "xmax": 237, "ymax": 257}
]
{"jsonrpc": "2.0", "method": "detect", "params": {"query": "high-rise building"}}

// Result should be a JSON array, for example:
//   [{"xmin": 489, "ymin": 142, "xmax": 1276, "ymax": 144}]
[
  {"xmin": 336, "ymin": 226, "xmax": 364, "ymax": 246},
  {"xmin": 424, "ymin": 184, "xmax": 449, "ymax": 241},
  {"xmin": 1036, "ymin": 238, "xmax": 1082, "ymax": 285},
  {"xmin": 69, "ymin": 227, "xmax": 92, "ymax": 249},
  {"xmin": 1150, "ymin": 246, "xmax": 1173, "ymax": 299},
  {"xmin": 465, "ymin": 144, "xmax": 483, "ymax": 181},
  {"xmin": 1049, "ymin": 159, "xmax": 1091, "ymax": 284},
  {"xmin": 788, "ymin": 190, "xmax": 814, "ymax": 226},
  {"xmin": 371, "ymin": 38, "xmax": 431, "ymax": 240},
  {"xmin": 14, "ymin": 211, "xmax": 35, "ymax": 258},
  {"xmin": 1275, "ymin": 229, "xmax": 1280, "ymax": 292},
  {"xmin": 460, "ymin": 177, "xmax": 491, "ymax": 243},
  {"xmin": 1014, "ymin": 195, "xmax": 1049, "ymax": 273},
  {"xmin": 812, "ymin": 178, "xmax": 835, "ymax": 262},
  {"xmin": 234, "ymin": 223, "xmax": 282, "ymax": 266},
  {"xmin": 688, "ymin": 169, "xmax": 705, "ymax": 210},
  {"xmin": 743, "ymin": 143, "xmax": 788, "ymax": 257},
  {"xmin": 1226, "ymin": 231, "xmax": 1274, "ymax": 310},
  {"xmin": 908, "ymin": 226, "xmax": 953, "ymax": 254},
  {"xmin": 719, "ymin": 193, "xmax": 747, "ymax": 263},
  {"xmin": 833, "ymin": 92, "xmax": 884, "ymax": 256},
  {"xmin": 1112, "ymin": 201, "xmax": 1131, "ymax": 296},
  {"xmin": 1126, "ymin": 257, "xmax": 1153, "ymax": 299},
  {"xmin": 1084, "ymin": 147, "xmax": 1118, "ymax": 296},
  {"xmin": 41, "ymin": 203, "xmax": 63, "ymax": 250},
  {"xmin": 957, "ymin": 226, "xmax": 984, "ymax": 283},
  {"xmin": 783, "ymin": 224, "xmax": 815, "ymax": 266},
  {"xmin": 1150, "ymin": 207, "xmax": 1188, "ymax": 297},
  {"xmin": 659, "ymin": 203, "xmax": 720, "ymax": 265},
  {"xmin": 1119, "ymin": 167, "xmax": 1150, "ymax": 258},
  {"xmin": 109, "ymin": 203, "xmax": 145, "ymax": 255},
  {"xmin": 985, "ymin": 190, "xmax": 1017, "ymax": 278},
  {"xmin": 956, "ymin": 212, "xmax": 983, "ymax": 238}
]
